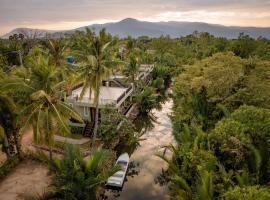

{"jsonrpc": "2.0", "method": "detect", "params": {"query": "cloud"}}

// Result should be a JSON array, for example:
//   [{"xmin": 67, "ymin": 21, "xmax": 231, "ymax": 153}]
[
  {"xmin": 1, "ymin": 0, "xmax": 270, "ymax": 34},
  {"xmin": 140, "ymin": 10, "xmax": 270, "ymax": 27}
]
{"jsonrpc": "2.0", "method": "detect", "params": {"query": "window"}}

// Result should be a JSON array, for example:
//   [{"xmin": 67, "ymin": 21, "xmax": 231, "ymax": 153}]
[{"xmin": 84, "ymin": 107, "xmax": 90, "ymax": 117}]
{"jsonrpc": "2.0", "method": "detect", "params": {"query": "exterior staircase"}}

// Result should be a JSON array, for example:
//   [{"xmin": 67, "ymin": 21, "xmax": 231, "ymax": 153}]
[
  {"xmin": 83, "ymin": 121, "xmax": 94, "ymax": 138},
  {"xmin": 113, "ymin": 78, "xmax": 127, "ymax": 88}
]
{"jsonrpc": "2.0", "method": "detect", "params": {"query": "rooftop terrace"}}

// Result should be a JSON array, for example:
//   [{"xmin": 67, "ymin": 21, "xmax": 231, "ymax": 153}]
[{"xmin": 66, "ymin": 85, "xmax": 133, "ymax": 107}]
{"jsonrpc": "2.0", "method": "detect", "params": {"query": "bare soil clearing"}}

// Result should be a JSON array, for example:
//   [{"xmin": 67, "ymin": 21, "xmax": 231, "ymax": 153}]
[{"xmin": 0, "ymin": 160, "xmax": 50, "ymax": 200}]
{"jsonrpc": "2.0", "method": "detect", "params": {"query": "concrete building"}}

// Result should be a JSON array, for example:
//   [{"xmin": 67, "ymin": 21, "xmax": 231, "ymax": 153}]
[{"xmin": 65, "ymin": 64, "xmax": 154, "ymax": 137}]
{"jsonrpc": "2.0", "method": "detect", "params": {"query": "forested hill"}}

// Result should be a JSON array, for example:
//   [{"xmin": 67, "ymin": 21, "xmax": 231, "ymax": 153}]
[{"xmin": 2, "ymin": 18, "xmax": 270, "ymax": 39}]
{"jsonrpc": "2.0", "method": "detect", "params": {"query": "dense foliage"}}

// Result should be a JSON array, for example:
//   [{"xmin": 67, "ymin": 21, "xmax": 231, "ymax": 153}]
[
  {"xmin": 1, "ymin": 29, "xmax": 270, "ymax": 199},
  {"xmin": 166, "ymin": 51, "xmax": 270, "ymax": 199},
  {"xmin": 50, "ymin": 145, "xmax": 120, "ymax": 200}
]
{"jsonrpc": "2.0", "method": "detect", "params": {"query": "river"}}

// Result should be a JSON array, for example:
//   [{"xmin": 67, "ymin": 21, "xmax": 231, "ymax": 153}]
[{"xmin": 103, "ymin": 99, "xmax": 175, "ymax": 200}]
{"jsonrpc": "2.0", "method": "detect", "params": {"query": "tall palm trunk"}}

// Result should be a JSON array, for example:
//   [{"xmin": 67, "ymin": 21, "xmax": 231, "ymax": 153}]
[
  {"xmin": 92, "ymin": 91, "xmax": 99, "ymax": 149},
  {"xmin": 3, "ymin": 134, "xmax": 11, "ymax": 158},
  {"xmin": 13, "ymin": 130, "xmax": 21, "ymax": 157}
]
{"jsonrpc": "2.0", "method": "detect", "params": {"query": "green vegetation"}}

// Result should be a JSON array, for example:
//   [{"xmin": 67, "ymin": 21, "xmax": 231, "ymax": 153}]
[
  {"xmin": 1, "ymin": 29, "xmax": 270, "ymax": 199},
  {"xmin": 164, "ymin": 50, "xmax": 270, "ymax": 199},
  {"xmin": 71, "ymin": 29, "xmax": 122, "ymax": 148},
  {"xmin": 50, "ymin": 145, "xmax": 120, "ymax": 200},
  {"xmin": 98, "ymin": 107, "xmax": 137, "ymax": 148},
  {"xmin": 23, "ymin": 145, "xmax": 120, "ymax": 200}
]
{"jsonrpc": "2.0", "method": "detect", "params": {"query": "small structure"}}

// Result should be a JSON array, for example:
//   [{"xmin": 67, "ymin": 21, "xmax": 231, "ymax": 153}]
[{"xmin": 66, "ymin": 56, "xmax": 74, "ymax": 64}]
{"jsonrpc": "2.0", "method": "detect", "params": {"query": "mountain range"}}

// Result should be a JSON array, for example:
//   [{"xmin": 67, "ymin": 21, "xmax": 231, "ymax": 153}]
[{"xmin": 2, "ymin": 18, "xmax": 270, "ymax": 39}]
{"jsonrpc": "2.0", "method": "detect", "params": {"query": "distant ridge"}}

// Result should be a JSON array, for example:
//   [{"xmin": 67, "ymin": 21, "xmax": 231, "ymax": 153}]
[{"xmin": 2, "ymin": 18, "xmax": 270, "ymax": 39}]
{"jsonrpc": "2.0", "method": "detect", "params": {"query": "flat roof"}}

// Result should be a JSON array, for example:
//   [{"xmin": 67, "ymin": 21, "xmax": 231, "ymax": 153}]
[{"xmin": 71, "ymin": 86, "xmax": 127, "ymax": 102}]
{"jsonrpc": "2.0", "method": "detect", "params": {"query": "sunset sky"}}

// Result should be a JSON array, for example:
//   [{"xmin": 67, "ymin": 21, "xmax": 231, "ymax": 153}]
[{"xmin": 1, "ymin": 0, "xmax": 270, "ymax": 35}]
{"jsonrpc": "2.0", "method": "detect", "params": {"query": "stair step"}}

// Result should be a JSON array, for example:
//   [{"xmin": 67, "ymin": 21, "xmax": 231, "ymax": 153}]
[{"xmin": 83, "ymin": 121, "xmax": 95, "ymax": 138}]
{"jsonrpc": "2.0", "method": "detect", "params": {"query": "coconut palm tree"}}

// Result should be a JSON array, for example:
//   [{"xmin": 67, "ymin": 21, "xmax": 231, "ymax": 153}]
[
  {"xmin": 124, "ymin": 54, "xmax": 140, "ymax": 85},
  {"xmin": 42, "ymin": 38, "xmax": 68, "ymax": 68},
  {"xmin": 126, "ymin": 36, "xmax": 135, "ymax": 56},
  {"xmin": 51, "ymin": 145, "xmax": 121, "ymax": 200},
  {"xmin": 2, "ymin": 56, "xmax": 82, "ymax": 159},
  {"xmin": 0, "ymin": 95, "xmax": 20, "ymax": 157},
  {"xmin": 73, "ymin": 29, "xmax": 122, "ymax": 147},
  {"xmin": 0, "ymin": 125, "xmax": 11, "ymax": 158}
]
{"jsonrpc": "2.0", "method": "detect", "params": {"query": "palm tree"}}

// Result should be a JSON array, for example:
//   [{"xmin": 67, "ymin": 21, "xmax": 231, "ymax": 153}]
[
  {"xmin": 126, "ymin": 36, "xmax": 135, "ymax": 55},
  {"xmin": 40, "ymin": 38, "xmax": 76, "ymax": 83},
  {"xmin": 2, "ymin": 56, "xmax": 82, "ymax": 160},
  {"xmin": 124, "ymin": 54, "xmax": 140, "ymax": 85},
  {"xmin": 135, "ymin": 86, "xmax": 158, "ymax": 115},
  {"xmin": 0, "ymin": 95, "xmax": 20, "ymax": 157},
  {"xmin": 0, "ymin": 125, "xmax": 11, "ymax": 158},
  {"xmin": 51, "ymin": 145, "xmax": 120, "ymax": 200},
  {"xmin": 42, "ymin": 38, "xmax": 68, "ymax": 68},
  {"xmin": 73, "ymin": 29, "xmax": 121, "ymax": 147},
  {"xmin": 158, "ymin": 144, "xmax": 193, "ymax": 200}
]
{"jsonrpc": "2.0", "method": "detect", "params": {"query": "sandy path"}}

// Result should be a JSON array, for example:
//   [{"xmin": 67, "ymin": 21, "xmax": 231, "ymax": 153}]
[{"xmin": 0, "ymin": 160, "xmax": 51, "ymax": 200}]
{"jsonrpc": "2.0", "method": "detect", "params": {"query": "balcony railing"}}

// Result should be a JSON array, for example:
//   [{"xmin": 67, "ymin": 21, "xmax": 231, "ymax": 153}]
[
  {"xmin": 116, "ymin": 85, "xmax": 133, "ymax": 104},
  {"xmin": 66, "ymin": 96, "xmax": 117, "ymax": 105}
]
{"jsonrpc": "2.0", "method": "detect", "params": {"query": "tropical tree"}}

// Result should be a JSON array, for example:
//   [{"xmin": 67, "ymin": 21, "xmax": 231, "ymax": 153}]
[
  {"xmin": 232, "ymin": 33, "xmax": 257, "ymax": 58},
  {"xmin": 41, "ymin": 38, "xmax": 68, "ymax": 68},
  {"xmin": 125, "ymin": 36, "xmax": 136, "ymax": 57},
  {"xmin": 51, "ymin": 145, "xmax": 120, "ymax": 200},
  {"xmin": 73, "ymin": 29, "xmax": 121, "ymax": 147},
  {"xmin": 124, "ymin": 54, "xmax": 140, "ymax": 84},
  {"xmin": 98, "ymin": 106, "xmax": 138, "ymax": 149},
  {"xmin": 27, "ymin": 39, "xmax": 76, "ymax": 83},
  {"xmin": 1, "ymin": 56, "xmax": 81, "ymax": 159},
  {"xmin": 0, "ymin": 95, "xmax": 20, "ymax": 157},
  {"xmin": 169, "ymin": 51, "xmax": 270, "ymax": 199},
  {"xmin": 135, "ymin": 86, "xmax": 158, "ymax": 115}
]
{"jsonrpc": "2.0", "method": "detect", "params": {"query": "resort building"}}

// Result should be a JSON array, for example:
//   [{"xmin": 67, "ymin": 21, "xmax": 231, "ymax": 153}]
[{"xmin": 65, "ymin": 64, "xmax": 154, "ymax": 137}]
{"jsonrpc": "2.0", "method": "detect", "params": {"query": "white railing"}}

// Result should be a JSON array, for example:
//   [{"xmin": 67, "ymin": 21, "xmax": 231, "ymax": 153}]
[
  {"xmin": 66, "ymin": 85, "xmax": 134, "ymax": 106},
  {"xmin": 66, "ymin": 96, "xmax": 117, "ymax": 105}
]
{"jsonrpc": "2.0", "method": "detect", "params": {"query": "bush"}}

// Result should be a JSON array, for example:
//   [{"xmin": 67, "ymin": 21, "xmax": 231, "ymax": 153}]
[
  {"xmin": 222, "ymin": 186, "xmax": 270, "ymax": 200},
  {"xmin": 70, "ymin": 126, "xmax": 83, "ymax": 135},
  {"xmin": 27, "ymin": 150, "xmax": 50, "ymax": 164},
  {"xmin": 135, "ymin": 86, "xmax": 158, "ymax": 114}
]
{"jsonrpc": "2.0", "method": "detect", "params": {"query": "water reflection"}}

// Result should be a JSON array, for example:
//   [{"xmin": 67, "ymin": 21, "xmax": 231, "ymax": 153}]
[
  {"xmin": 102, "ymin": 100, "xmax": 174, "ymax": 200},
  {"xmin": 101, "ymin": 161, "xmax": 141, "ymax": 199},
  {"xmin": 113, "ymin": 113, "xmax": 157, "ymax": 157},
  {"xmin": 133, "ymin": 113, "xmax": 157, "ymax": 133}
]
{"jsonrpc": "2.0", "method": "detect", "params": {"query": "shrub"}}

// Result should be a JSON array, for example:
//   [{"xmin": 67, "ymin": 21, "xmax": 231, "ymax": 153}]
[{"xmin": 222, "ymin": 186, "xmax": 270, "ymax": 200}]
